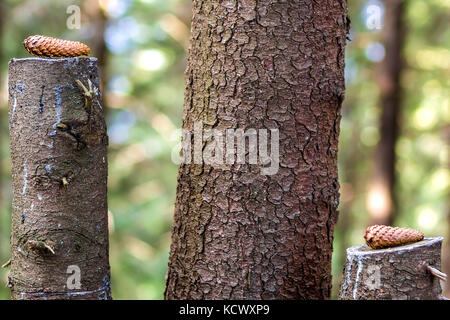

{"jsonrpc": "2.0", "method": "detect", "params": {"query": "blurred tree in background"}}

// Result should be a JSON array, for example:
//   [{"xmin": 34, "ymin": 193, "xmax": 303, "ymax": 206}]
[
  {"xmin": 0, "ymin": 0, "xmax": 448, "ymax": 300},
  {"xmin": 368, "ymin": 0, "xmax": 405, "ymax": 226}
]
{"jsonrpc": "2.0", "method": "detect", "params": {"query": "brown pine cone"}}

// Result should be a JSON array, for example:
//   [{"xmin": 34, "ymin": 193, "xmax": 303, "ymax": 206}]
[
  {"xmin": 23, "ymin": 35, "xmax": 90, "ymax": 58},
  {"xmin": 364, "ymin": 225, "xmax": 424, "ymax": 249}
]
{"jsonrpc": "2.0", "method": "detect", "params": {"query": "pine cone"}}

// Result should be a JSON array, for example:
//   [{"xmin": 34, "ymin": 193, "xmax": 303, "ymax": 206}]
[
  {"xmin": 364, "ymin": 225, "xmax": 424, "ymax": 249},
  {"xmin": 23, "ymin": 35, "xmax": 90, "ymax": 58}
]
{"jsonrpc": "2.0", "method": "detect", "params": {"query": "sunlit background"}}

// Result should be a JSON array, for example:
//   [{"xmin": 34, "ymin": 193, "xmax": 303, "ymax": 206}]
[{"xmin": 0, "ymin": 0, "xmax": 449, "ymax": 299}]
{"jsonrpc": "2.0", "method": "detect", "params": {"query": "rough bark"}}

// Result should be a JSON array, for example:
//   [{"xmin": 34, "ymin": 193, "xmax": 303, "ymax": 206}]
[
  {"xmin": 7, "ymin": 57, "xmax": 111, "ymax": 300},
  {"xmin": 165, "ymin": 0, "xmax": 348, "ymax": 299},
  {"xmin": 368, "ymin": 0, "xmax": 405, "ymax": 225},
  {"xmin": 339, "ymin": 237, "xmax": 444, "ymax": 300}
]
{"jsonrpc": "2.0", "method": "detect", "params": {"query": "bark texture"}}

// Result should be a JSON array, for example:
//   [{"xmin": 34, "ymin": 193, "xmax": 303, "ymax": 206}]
[
  {"xmin": 369, "ymin": 0, "xmax": 405, "ymax": 225},
  {"xmin": 8, "ymin": 57, "xmax": 110, "ymax": 300},
  {"xmin": 339, "ymin": 237, "xmax": 444, "ymax": 300},
  {"xmin": 165, "ymin": 0, "xmax": 348, "ymax": 299}
]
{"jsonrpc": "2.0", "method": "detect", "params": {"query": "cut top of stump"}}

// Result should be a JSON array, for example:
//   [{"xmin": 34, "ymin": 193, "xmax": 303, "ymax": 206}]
[
  {"xmin": 8, "ymin": 57, "xmax": 99, "ymax": 87},
  {"xmin": 9, "ymin": 57, "xmax": 97, "ymax": 64},
  {"xmin": 347, "ymin": 237, "xmax": 444, "ymax": 257}
]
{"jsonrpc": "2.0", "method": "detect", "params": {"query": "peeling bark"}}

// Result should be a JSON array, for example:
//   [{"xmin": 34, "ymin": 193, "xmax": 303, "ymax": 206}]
[
  {"xmin": 7, "ymin": 57, "xmax": 111, "ymax": 300},
  {"xmin": 165, "ymin": 0, "xmax": 348, "ymax": 299},
  {"xmin": 339, "ymin": 237, "xmax": 444, "ymax": 300}
]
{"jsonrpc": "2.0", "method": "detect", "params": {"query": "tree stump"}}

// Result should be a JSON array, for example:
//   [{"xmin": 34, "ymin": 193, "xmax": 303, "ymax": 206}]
[
  {"xmin": 7, "ymin": 57, "xmax": 110, "ymax": 299},
  {"xmin": 339, "ymin": 237, "xmax": 445, "ymax": 300}
]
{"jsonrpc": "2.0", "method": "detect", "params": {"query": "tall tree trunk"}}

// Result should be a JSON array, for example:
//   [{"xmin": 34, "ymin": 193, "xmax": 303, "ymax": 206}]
[
  {"xmin": 165, "ymin": 0, "xmax": 348, "ymax": 300},
  {"xmin": 7, "ymin": 58, "xmax": 111, "ymax": 300},
  {"xmin": 367, "ymin": 0, "xmax": 405, "ymax": 225}
]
